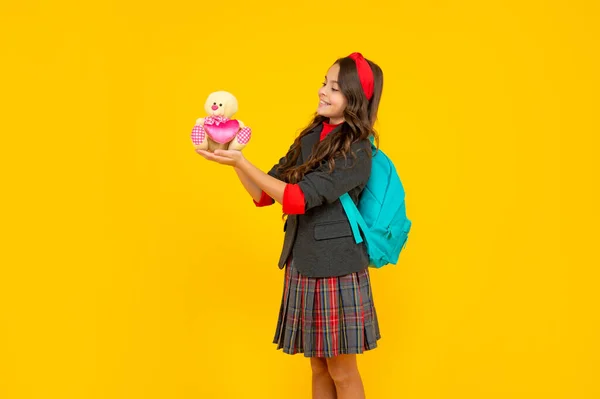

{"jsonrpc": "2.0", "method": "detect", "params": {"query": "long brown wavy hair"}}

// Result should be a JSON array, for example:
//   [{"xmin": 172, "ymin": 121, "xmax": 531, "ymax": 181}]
[{"xmin": 274, "ymin": 55, "xmax": 384, "ymax": 185}]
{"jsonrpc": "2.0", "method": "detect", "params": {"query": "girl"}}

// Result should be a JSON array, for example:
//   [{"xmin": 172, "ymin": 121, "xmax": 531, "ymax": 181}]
[{"xmin": 197, "ymin": 52, "xmax": 383, "ymax": 399}]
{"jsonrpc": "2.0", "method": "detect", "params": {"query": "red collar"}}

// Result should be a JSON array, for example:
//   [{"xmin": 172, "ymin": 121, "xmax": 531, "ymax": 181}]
[{"xmin": 320, "ymin": 121, "xmax": 343, "ymax": 141}]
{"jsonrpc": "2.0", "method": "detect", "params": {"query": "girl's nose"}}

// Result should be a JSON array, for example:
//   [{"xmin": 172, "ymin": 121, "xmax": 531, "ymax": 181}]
[{"xmin": 211, "ymin": 105, "xmax": 219, "ymax": 111}]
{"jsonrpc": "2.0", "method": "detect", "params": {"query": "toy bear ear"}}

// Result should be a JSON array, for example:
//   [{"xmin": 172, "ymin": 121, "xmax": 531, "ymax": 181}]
[{"xmin": 225, "ymin": 94, "xmax": 238, "ymax": 116}]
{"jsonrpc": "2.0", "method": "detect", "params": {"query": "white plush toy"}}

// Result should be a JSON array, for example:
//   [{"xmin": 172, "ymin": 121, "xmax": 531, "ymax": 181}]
[{"xmin": 191, "ymin": 91, "xmax": 252, "ymax": 152}]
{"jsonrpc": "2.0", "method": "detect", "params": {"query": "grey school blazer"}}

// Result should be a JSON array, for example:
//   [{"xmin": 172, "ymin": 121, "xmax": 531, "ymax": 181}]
[{"xmin": 267, "ymin": 123, "xmax": 372, "ymax": 278}]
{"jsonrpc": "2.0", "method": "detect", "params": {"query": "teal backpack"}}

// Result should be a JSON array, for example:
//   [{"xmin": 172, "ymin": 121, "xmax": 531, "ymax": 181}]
[{"xmin": 340, "ymin": 136, "xmax": 412, "ymax": 268}]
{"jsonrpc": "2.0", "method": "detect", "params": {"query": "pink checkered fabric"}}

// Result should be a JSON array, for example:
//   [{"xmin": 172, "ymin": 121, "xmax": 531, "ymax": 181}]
[
  {"xmin": 191, "ymin": 125, "xmax": 205, "ymax": 145},
  {"xmin": 237, "ymin": 127, "xmax": 252, "ymax": 145}
]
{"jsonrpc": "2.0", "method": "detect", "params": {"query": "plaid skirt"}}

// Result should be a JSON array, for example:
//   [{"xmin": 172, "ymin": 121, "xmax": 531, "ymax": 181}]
[{"xmin": 273, "ymin": 257, "xmax": 381, "ymax": 358}]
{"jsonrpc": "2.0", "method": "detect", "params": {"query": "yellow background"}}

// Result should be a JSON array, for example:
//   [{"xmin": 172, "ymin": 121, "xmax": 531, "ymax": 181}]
[{"xmin": 1, "ymin": 1, "xmax": 598, "ymax": 398}]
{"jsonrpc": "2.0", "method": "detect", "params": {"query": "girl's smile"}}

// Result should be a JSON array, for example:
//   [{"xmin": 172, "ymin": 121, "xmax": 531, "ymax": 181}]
[{"xmin": 317, "ymin": 63, "xmax": 347, "ymax": 123}]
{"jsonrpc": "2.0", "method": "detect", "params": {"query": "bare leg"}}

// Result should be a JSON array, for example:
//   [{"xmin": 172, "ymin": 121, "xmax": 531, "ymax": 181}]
[
  {"xmin": 326, "ymin": 354, "xmax": 365, "ymax": 399},
  {"xmin": 311, "ymin": 357, "xmax": 337, "ymax": 399}
]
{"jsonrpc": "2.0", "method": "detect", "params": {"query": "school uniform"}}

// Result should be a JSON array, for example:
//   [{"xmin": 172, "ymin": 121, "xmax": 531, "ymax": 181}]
[{"xmin": 254, "ymin": 121, "xmax": 381, "ymax": 358}]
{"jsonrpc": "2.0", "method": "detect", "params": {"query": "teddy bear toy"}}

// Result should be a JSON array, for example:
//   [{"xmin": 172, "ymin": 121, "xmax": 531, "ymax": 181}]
[{"xmin": 191, "ymin": 91, "xmax": 252, "ymax": 152}]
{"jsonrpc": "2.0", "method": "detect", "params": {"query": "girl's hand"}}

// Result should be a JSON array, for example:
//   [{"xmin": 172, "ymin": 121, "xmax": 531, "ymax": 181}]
[{"xmin": 196, "ymin": 149, "xmax": 245, "ymax": 168}]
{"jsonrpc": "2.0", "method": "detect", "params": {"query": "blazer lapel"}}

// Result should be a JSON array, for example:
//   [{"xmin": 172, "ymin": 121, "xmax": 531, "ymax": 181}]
[
  {"xmin": 300, "ymin": 123, "xmax": 345, "ymax": 162},
  {"xmin": 300, "ymin": 122, "xmax": 347, "ymax": 164},
  {"xmin": 300, "ymin": 126, "xmax": 321, "ymax": 162}
]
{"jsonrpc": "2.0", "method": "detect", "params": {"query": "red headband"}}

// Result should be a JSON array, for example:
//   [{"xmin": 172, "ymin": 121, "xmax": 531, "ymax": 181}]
[{"xmin": 348, "ymin": 52, "xmax": 374, "ymax": 101}]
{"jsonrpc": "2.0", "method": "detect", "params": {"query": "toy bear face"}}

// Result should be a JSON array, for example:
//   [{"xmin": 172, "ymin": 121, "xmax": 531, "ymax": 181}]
[{"xmin": 204, "ymin": 91, "xmax": 238, "ymax": 118}]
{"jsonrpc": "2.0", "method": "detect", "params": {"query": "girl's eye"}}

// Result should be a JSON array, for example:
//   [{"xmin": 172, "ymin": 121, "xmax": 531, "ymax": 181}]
[
  {"xmin": 321, "ymin": 82, "xmax": 326, "ymax": 86},
  {"xmin": 332, "ymin": 88, "xmax": 339, "ymax": 92}
]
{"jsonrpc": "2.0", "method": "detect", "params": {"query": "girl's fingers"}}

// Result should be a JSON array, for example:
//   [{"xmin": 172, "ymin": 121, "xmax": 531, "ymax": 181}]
[
  {"xmin": 198, "ymin": 150, "xmax": 221, "ymax": 161},
  {"xmin": 196, "ymin": 149, "xmax": 236, "ymax": 165},
  {"xmin": 200, "ymin": 151, "xmax": 234, "ymax": 165},
  {"xmin": 196, "ymin": 149, "xmax": 212, "ymax": 158},
  {"xmin": 214, "ymin": 149, "xmax": 241, "ymax": 159},
  {"xmin": 214, "ymin": 149, "xmax": 231, "ymax": 158},
  {"xmin": 213, "ymin": 155, "xmax": 233, "ymax": 164},
  {"xmin": 197, "ymin": 150, "xmax": 216, "ymax": 160}
]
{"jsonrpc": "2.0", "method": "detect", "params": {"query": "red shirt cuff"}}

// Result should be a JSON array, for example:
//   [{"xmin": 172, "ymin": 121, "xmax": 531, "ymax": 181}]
[
  {"xmin": 282, "ymin": 183, "xmax": 305, "ymax": 214},
  {"xmin": 253, "ymin": 190, "xmax": 275, "ymax": 207}
]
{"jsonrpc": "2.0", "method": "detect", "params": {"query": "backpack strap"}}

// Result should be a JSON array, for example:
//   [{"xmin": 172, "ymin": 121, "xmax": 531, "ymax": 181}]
[
  {"xmin": 341, "ymin": 192, "xmax": 392, "ymax": 266},
  {"xmin": 340, "ymin": 193, "xmax": 362, "ymax": 244},
  {"xmin": 340, "ymin": 135, "xmax": 377, "ymax": 233},
  {"xmin": 368, "ymin": 134, "xmax": 377, "ymax": 151},
  {"xmin": 340, "ymin": 193, "xmax": 372, "ymax": 244}
]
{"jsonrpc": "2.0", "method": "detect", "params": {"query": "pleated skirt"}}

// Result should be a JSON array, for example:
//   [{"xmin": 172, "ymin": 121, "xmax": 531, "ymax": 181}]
[{"xmin": 273, "ymin": 257, "xmax": 381, "ymax": 358}]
